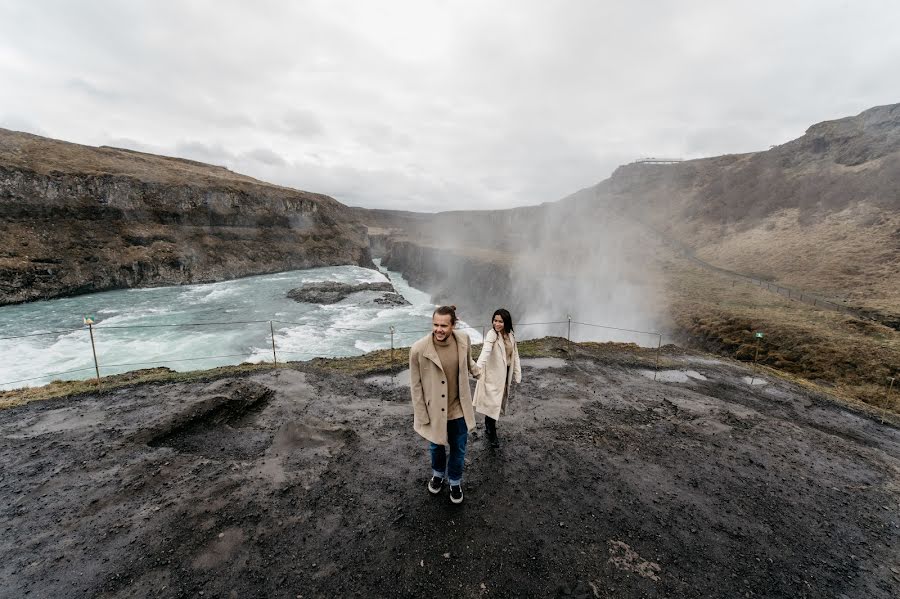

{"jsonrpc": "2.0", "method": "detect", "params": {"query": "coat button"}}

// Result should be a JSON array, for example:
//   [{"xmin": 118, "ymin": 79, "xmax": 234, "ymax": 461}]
[
  {"xmin": 441, "ymin": 408, "xmax": 445, "ymax": 411},
  {"xmin": 441, "ymin": 394, "xmax": 445, "ymax": 398},
  {"xmin": 441, "ymin": 381, "xmax": 445, "ymax": 384}
]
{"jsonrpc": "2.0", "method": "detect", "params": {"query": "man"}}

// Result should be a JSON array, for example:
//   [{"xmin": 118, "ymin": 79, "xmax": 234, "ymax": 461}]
[{"xmin": 409, "ymin": 305, "xmax": 481, "ymax": 504}]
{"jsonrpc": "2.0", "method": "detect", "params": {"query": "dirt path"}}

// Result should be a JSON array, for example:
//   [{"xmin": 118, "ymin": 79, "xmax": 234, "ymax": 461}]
[{"xmin": 1, "ymin": 345, "xmax": 898, "ymax": 598}]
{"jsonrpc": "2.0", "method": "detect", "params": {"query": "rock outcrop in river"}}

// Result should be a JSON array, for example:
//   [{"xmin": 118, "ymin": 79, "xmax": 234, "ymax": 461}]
[{"xmin": 287, "ymin": 281, "xmax": 409, "ymax": 306}]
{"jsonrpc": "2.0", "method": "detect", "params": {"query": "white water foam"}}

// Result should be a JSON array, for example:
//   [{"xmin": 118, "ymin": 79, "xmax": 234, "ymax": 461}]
[{"xmin": 0, "ymin": 264, "xmax": 437, "ymax": 390}]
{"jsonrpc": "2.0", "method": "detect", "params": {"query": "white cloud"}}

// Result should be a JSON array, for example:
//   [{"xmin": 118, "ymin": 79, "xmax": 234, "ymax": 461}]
[{"xmin": 1, "ymin": 0, "xmax": 899, "ymax": 212}]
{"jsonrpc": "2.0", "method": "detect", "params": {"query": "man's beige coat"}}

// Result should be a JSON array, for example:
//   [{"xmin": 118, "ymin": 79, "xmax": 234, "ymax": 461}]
[
  {"xmin": 472, "ymin": 329, "xmax": 522, "ymax": 420},
  {"xmin": 409, "ymin": 330, "xmax": 481, "ymax": 445}
]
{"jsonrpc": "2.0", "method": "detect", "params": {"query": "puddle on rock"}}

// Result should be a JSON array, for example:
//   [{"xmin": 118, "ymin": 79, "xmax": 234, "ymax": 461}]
[
  {"xmin": 364, "ymin": 369, "xmax": 410, "ymax": 388},
  {"xmin": 521, "ymin": 358, "xmax": 567, "ymax": 369},
  {"xmin": 682, "ymin": 356, "xmax": 724, "ymax": 366},
  {"xmin": 639, "ymin": 369, "xmax": 709, "ymax": 383}
]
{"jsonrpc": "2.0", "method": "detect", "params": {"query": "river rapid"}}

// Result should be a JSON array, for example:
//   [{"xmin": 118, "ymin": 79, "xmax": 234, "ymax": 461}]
[{"xmin": 0, "ymin": 260, "xmax": 481, "ymax": 390}]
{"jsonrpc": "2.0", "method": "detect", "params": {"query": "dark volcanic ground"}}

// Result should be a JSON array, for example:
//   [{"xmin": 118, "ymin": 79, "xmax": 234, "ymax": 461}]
[{"xmin": 1, "ymin": 346, "xmax": 898, "ymax": 598}]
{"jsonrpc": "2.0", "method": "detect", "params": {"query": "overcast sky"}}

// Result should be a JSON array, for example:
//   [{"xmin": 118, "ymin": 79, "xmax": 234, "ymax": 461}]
[{"xmin": 1, "ymin": 1, "xmax": 899, "ymax": 212}]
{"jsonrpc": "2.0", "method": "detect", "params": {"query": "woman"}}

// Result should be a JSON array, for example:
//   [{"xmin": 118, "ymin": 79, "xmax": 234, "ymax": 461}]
[{"xmin": 473, "ymin": 308, "xmax": 522, "ymax": 448}]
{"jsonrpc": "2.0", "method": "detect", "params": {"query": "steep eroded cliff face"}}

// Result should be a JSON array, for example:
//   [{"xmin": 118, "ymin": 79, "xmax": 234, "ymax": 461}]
[
  {"xmin": 378, "ymin": 239, "xmax": 514, "ymax": 322},
  {"xmin": 0, "ymin": 130, "xmax": 372, "ymax": 304}
]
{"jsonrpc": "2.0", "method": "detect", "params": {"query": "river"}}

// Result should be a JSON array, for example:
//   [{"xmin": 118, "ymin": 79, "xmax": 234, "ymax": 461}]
[{"xmin": 0, "ymin": 260, "xmax": 481, "ymax": 390}]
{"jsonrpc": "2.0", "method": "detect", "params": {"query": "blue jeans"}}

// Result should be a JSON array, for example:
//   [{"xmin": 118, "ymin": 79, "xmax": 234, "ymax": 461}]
[{"xmin": 430, "ymin": 418, "xmax": 468, "ymax": 485}]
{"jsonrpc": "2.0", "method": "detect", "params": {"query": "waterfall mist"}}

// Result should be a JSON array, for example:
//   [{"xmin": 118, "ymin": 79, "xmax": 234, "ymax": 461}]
[
  {"xmin": 507, "ymin": 187, "xmax": 664, "ymax": 345},
  {"xmin": 379, "ymin": 183, "xmax": 665, "ymax": 346}
]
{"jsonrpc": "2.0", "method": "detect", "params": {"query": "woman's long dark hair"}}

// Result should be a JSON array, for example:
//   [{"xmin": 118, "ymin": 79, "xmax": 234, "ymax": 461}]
[{"xmin": 492, "ymin": 308, "xmax": 514, "ymax": 334}]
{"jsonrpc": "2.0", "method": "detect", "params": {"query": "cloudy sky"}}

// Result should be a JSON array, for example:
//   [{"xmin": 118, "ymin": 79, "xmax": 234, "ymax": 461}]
[{"xmin": 1, "ymin": 1, "xmax": 899, "ymax": 211}]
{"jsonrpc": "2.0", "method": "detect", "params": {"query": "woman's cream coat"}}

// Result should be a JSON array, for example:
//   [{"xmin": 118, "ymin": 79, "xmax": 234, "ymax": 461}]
[
  {"xmin": 409, "ymin": 330, "xmax": 481, "ymax": 445},
  {"xmin": 473, "ymin": 329, "xmax": 521, "ymax": 420}
]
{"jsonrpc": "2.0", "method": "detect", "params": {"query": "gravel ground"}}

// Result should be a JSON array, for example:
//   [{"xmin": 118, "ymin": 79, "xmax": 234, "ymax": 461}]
[{"xmin": 1, "ymin": 346, "xmax": 898, "ymax": 598}]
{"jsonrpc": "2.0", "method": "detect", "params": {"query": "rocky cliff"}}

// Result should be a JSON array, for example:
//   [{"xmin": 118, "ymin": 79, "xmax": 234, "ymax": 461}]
[
  {"xmin": 377, "ymin": 239, "xmax": 514, "ymax": 322},
  {"xmin": 0, "ymin": 129, "xmax": 372, "ymax": 304},
  {"xmin": 591, "ymin": 104, "xmax": 900, "ymax": 230}
]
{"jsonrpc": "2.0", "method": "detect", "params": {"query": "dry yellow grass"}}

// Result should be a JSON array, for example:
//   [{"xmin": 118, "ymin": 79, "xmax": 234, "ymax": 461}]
[
  {"xmin": 0, "ymin": 129, "xmax": 257, "ymax": 186},
  {"xmin": 0, "ymin": 363, "xmax": 274, "ymax": 410},
  {"xmin": 0, "ymin": 127, "xmax": 336, "ymax": 200},
  {"xmin": 687, "ymin": 205, "xmax": 900, "ymax": 313}
]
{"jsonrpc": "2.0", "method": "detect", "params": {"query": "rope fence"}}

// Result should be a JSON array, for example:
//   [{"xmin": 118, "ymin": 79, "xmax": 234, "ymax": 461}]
[
  {"xmin": 6, "ymin": 315, "xmax": 895, "ymax": 409},
  {"xmin": 97, "ymin": 353, "xmax": 260, "ymax": 370},
  {"xmin": 1, "ymin": 315, "xmax": 666, "ymax": 391},
  {"xmin": 2, "ymin": 366, "xmax": 100, "ymax": 387},
  {"xmin": 0, "ymin": 328, "xmax": 84, "ymax": 341}
]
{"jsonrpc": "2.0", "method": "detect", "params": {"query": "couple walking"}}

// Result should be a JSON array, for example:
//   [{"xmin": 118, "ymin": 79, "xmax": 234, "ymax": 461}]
[{"xmin": 408, "ymin": 305, "xmax": 522, "ymax": 504}]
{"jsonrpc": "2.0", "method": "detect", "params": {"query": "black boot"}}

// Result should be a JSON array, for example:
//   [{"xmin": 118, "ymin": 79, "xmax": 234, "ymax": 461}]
[{"xmin": 485, "ymin": 417, "xmax": 500, "ymax": 449}]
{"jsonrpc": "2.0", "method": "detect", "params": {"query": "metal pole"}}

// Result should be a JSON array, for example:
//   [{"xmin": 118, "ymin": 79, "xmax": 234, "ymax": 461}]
[
  {"xmin": 884, "ymin": 377, "xmax": 896, "ymax": 424},
  {"xmin": 269, "ymin": 321, "xmax": 277, "ymax": 367},
  {"xmin": 749, "ymin": 336, "xmax": 761, "ymax": 387},
  {"xmin": 654, "ymin": 334, "xmax": 662, "ymax": 381},
  {"xmin": 567, "ymin": 315, "xmax": 572, "ymax": 348},
  {"xmin": 88, "ymin": 323, "xmax": 100, "ymax": 386},
  {"xmin": 390, "ymin": 326, "xmax": 395, "ymax": 371}
]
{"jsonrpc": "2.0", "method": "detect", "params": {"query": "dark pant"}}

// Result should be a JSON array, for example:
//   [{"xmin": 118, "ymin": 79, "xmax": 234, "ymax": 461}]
[
  {"xmin": 430, "ymin": 417, "xmax": 468, "ymax": 485},
  {"xmin": 484, "ymin": 415, "xmax": 497, "ymax": 437}
]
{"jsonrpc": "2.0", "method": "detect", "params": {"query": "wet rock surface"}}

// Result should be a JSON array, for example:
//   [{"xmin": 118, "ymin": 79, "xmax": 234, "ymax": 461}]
[
  {"xmin": 0, "ymin": 349, "xmax": 898, "ymax": 598},
  {"xmin": 372, "ymin": 291, "xmax": 410, "ymax": 306}
]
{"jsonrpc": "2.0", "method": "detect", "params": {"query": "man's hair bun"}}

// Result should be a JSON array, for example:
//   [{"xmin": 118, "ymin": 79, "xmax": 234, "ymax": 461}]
[{"xmin": 433, "ymin": 305, "xmax": 458, "ymax": 324}]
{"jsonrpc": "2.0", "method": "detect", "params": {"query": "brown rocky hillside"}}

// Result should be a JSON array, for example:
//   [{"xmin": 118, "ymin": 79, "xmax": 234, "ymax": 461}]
[
  {"xmin": 0, "ymin": 129, "xmax": 372, "ymax": 305},
  {"xmin": 591, "ymin": 103, "xmax": 900, "ymax": 316}
]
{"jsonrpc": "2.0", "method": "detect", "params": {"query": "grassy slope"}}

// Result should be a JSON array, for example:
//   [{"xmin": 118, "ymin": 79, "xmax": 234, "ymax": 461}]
[
  {"xmin": 662, "ymin": 250, "xmax": 900, "ymax": 413},
  {"xmin": 1, "ymin": 128, "xmax": 265, "ymax": 187},
  {"xmin": 689, "ymin": 206, "xmax": 900, "ymax": 313}
]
